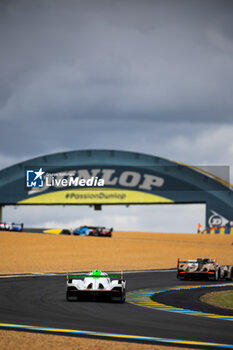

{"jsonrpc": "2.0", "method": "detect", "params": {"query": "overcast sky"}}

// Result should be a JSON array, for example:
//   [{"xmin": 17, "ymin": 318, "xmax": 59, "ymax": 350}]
[{"xmin": 1, "ymin": 0, "xmax": 233, "ymax": 232}]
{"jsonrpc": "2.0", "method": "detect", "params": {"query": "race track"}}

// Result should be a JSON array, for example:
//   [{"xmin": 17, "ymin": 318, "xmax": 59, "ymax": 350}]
[{"xmin": 0, "ymin": 271, "xmax": 233, "ymax": 349}]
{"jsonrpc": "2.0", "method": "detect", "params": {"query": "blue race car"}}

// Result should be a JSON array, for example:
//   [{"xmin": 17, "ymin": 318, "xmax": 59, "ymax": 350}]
[{"xmin": 72, "ymin": 226, "xmax": 93, "ymax": 236}]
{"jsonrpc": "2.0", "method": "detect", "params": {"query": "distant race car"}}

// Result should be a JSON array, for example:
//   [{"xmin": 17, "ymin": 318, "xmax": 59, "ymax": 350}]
[
  {"xmin": 84, "ymin": 226, "xmax": 113, "ymax": 237},
  {"xmin": 0, "ymin": 222, "xmax": 23, "ymax": 232},
  {"xmin": 43, "ymin": 229, "xmax": 72, "ymax": 235},
  {"xmin": 71, "ymin": 226, "xmax": 113, "ymax": 237},
  {"xmin": 66, "ymin": 270, "xmax": 126, "ymax": 302},
  {"xmin": 177, "ymin": 258, "xmax": 219, "ymax": 280},
  {"xmin": 72, "ymin": 226, "xmax": 93, "ymax": 236},
  {"xmin": 0, "ymin": 222, "xmax": 10, "ymax": 230},
  {"xmin": 177, "ymin": 258, "xmax": 233, "ymax": 281},
  {"xmin": 98, "ymin": 226, "xmax": 113, "ymax": 237},
  {"xmin": 219, "ymin": 265, "xmax": 233, "ymax": 280}
]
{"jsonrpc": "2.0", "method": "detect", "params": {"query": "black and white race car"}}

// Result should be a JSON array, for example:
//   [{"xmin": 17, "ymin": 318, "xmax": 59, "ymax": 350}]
[
  {"xmin": 66, "ymin": 270, "xmax": 126, "ymax": 302},
  {"xmin": 177, "ymin": 258, "xmax": 233, "ymax": 281}
]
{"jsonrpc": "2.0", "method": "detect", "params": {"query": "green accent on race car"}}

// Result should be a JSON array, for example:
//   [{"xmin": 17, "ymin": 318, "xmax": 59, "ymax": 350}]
[{"xmin": 92, "ymin": 270, "xmax": 101, "ymax": 278}]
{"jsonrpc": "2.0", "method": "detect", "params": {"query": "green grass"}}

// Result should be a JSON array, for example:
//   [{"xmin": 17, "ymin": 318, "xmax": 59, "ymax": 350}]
[{"xmin": 201, "ymin": 290, "xmax": 233, "ymax": 310}]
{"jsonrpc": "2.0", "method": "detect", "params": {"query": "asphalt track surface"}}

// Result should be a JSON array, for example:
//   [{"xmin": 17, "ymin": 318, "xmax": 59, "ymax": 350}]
[
  {"xmin": 0, "ymin": 271, "xmax": 233, "ymax": 349},
  {"xmin": 152, "ymin": 285, "xmax": 233, "ymax": 316}
]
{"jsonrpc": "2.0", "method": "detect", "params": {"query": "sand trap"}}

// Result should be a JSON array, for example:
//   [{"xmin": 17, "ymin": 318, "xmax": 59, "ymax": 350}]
[
  {"xmin": 0, "ymin": 231, "xmax": 232, "ymax": 274},
  {"xmin": 0, "ymin": 330, "xmax": 197, "ymax": 350}
]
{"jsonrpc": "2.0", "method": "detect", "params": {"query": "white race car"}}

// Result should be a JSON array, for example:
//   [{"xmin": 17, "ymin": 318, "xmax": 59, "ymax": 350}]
[{"xmin": 66, "ymin": 270, "xmax": 126, "ymax": 302}]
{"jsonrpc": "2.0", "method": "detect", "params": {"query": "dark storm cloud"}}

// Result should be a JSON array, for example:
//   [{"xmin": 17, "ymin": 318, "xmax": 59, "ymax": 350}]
[
  {"xmin": 1, "ymin": 0, "xmax": 233, "ymax": 125},
  {"xmin": 1, "ymin": 0, "xmax": 233, "ymax": 232},
  {"xmin": 1, "ymin": 0, "xmax": 233, "ymax": 174}
]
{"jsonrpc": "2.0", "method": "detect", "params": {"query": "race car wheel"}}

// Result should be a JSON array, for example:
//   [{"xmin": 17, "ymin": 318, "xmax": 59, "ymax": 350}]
[
  {"xmin": 219, "ymin": 267, "xmax": 225, "ymax": 280},
  {"xmin": 230, "ymin": 268, "xmax": 233, "ymax": 281},
  {"xmin": 66, "ymin": 291, "xmax": 71, "ymax": 301},
  {"xmin": 117, "ymin": 296, "xmax": 125, "ymax": 303},
  {"xmin": 112, "ymin": 291, "xmax": 125, "ymax": 303},
  {"xmin": 215, "ymin": 269, "xmax": 219, "ymax": 281},
  {"xmin": 178, "ymin": 275, "xmax": 187, "ymax": 280},
  {"xmin": 119, "ymin": 290, "xmax": 126, "ymax": 303}
]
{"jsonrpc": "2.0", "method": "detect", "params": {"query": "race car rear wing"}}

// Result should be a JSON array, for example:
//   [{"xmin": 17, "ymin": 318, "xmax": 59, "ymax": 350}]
[
  {"xmin": 177, "ymin": 258, "xmax": 217, "ymax": 266},
  {"xmin": 67, "ymin": 271, "xmax": 124, "ymax": 280},
  {"xmin": 177, "ymin": 258, "xmax": 191, "ymax": 266}
]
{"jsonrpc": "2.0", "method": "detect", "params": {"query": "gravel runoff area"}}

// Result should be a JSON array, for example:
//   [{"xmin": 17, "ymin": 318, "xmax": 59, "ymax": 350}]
[
  {"xmin": 0, "ymin": 230, "xmax": 232, "ymax": 350},
  {"xmin": 0, "ymin": 230, "xmax": 232, "ymax": 274},
  {"xmin": 0, "ymin": 330, "xmax": 195, "ymax": 350}
]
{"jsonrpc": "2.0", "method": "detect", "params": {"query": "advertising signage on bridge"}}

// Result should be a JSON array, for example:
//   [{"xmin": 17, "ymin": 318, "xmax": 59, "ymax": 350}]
[{"xmin": 0, "ymin": 150, "xmax": 232, "ymax": 227}]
